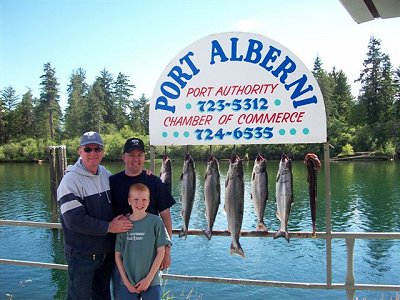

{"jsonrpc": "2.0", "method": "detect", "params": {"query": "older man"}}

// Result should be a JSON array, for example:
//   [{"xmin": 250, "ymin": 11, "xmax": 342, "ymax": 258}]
[{"xmin": 57, "ymin": 131, "xmax": 133, "ymax": 300}]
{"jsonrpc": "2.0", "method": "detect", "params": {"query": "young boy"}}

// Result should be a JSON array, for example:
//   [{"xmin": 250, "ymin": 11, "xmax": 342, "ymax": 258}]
[{"xmin": 115, "ymin": 183, "xmax": 171, "ymax": 300}]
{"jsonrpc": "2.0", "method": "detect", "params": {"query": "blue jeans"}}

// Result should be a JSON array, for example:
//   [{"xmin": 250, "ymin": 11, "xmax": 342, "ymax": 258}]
[
  {"xmin": 112, "ymin": 267, "xmax": 161, "ymax": 300},
  {"xmin": 65, "ymin": 249, "xmax": 114, "ymax": 300}
]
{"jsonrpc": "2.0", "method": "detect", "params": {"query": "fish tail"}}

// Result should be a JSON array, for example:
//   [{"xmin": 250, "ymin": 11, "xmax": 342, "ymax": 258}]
[
  {"xmin": 256, "ymin": 221, "xmax": 268, "ymax": 232},
  {"xmin": 178, "ymin": 227, "xmax": 188, "ymax": 239},
  {"xmin": 202, "ymin": 228, "xmax": 212, "ymax": 240},
  {"xmin": 273, "ymin": 229, "xmax": 290, "ymax": 242},
  {"xmin": 230, "ymin": 242, "xmax": 245, "ymax": 258}
]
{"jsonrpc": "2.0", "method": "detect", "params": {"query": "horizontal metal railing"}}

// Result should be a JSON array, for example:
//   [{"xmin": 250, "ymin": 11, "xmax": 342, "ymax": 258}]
[
  {"xmin": 1, "ymin": 219, "xmax": 399, "ymax": 299},
  {"xmin": 2, "ymin": 219, "xmax": 399, "ymax": 239}
]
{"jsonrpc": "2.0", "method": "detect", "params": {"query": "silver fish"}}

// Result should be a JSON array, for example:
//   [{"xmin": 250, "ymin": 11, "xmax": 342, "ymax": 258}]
[
  {"xmin": 251, "ymin": 154, "xmax": 268, "ymax": 232},
  {"xmin": 203, "ymin": 155, "xmax": 221, "ymax": 240},
  {"xmin": 274, "ymin": 154, "xmax": 293, "ymax": 242},
  {"xmin": 224, "ymin": 153, "xmax": 245, "ymax": 257},
  {"xmin": 179, "ymin": 154, "xmax": 196, "ymax": 239},
  {"xmin": 160, "ymin": 155, "xmax": 172, "ymax": 195}
]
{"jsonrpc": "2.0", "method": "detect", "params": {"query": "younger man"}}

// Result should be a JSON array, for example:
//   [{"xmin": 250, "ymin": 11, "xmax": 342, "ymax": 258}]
[
  {"xmin": 110, "ymin": 137, "xmax": 175, "ymax": 269},
  {"xmin": 115, "ymin": 183, "xmax": 171, "ymax": 300}
]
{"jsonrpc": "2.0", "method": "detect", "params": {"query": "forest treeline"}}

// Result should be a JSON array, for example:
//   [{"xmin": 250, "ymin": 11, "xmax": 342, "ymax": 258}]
[{"xmin": 1, "ymin": 37, "xmax": 399, "ymax": 162}]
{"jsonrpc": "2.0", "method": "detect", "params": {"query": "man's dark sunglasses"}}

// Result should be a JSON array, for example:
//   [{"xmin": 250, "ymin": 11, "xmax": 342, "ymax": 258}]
[{"xmin": 83, "ymin": 146, "xmax": 103, "ymax": 153}]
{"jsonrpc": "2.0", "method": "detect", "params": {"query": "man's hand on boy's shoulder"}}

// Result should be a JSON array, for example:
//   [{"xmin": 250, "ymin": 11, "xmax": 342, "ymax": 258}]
[{"xmin": 107, "ymin": 214, "xmax": 133, "ymax": 233}]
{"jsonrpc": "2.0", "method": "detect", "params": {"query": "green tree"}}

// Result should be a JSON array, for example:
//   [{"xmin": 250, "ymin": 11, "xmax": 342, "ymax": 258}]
[
  {"xmin": 142, "ymin": 99, "xmax": 150, "ymax": 135},
  {"xmin": 1, "ymin": 86, "xmax": 19, "ymax": 111},
  {"xmin": 393, "ymin": 66, "xmax": 400, "ymax": 150},
  {"xmin": 330, "ymin": 68, "xmax": 354, "ymax": 123},
  {"xmin": 325, "ymin": 68, "xmax": 355, "ymax": 154},
  {"xmin": 0, "ymin": 86, "xmax": 20, "ymax": 143},
  {"xmin": 381, "ymin": 54, "xmax": 395, "ymax": 119},
  {"xmin": 98, "ymin": 69, "xmax": 115, "ymax": 126},
  {"xmin": 0, "ymin": 94, "xmax": 6, "ymax": 144},
  {"xmin": 13, "ymin": 89, "xmax": 36, "ymax": 139},
  {"xmin": 394, "ymin": 66, "xmax": 400, "ymax": 116},
  {"xmin": 356, "ymin": 37, "xmax": 386, "ymax": 125},
  {"xmin": 312, "ymin": 56, "xmax": 334, "ymax": 124},
  {"xmin": 130, "ymin": 94, "xmax": 149, "ymax": 134},
  {"xmin": 355, "ymin": 37, "xmax": 396, "ymax": 149},
  {"xmin": 39, "ymin": 62, "xmax": 61, "ymax": 140},
  {"xmin": 113, "ymin": 72, "xmax": 135, "ymax": 130},
  {"xmin": 129, "ymin": 98, "xmax": 142, "ymax": 133},
  {"xmin": 84, "ymin": 77, "xmax": 107, "ymax": 133},
  {"xmin": 380, "ymin": 55, "xmax": 397, "ymax": 149},
  {"xmin": 64, "ymin": 68, "xmax": 89, "ymax": 138}
]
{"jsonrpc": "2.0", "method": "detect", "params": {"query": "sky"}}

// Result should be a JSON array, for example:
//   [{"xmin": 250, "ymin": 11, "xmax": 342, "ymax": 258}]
[{"xmin": 1, "ymin": 0, "xmax": 399, "ymax": 111}]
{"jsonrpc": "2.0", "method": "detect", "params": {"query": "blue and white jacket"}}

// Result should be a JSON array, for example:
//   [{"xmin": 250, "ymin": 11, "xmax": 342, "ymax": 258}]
[{"xmin": 57, "ymin": 158, "xmax": 114, "ymax": 255}]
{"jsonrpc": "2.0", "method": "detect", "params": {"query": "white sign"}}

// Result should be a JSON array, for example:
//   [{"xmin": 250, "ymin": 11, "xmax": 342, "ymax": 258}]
[{"xmin": 149, "ymin": 32, "xmax": 327, "ymax": 146}]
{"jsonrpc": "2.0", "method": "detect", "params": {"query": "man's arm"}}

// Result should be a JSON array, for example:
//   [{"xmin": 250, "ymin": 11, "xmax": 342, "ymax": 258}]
[
  {"xmin": 159, "ymin": 208, "xmax": 172, "ymax": 269},
  {"xmin": 58, "ymin": 175, "xmax": 132, "ymax": 235},
  {"xmin": 159, "ymin": 208, "xmax": 172, "ymax": 238},
  {"xmin": 61, "ymin": 199, "xmax": 132, "ymax": 235}
]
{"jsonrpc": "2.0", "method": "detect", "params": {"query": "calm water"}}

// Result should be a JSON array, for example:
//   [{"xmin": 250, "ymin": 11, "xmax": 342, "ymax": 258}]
[{"xmin": 0, "ymin": 159, "xmax": 399, "ymax": 300}]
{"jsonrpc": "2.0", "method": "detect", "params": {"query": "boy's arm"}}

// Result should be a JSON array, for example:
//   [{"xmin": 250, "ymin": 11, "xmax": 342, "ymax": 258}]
[
  {"xmin": 135, "ymin": 246, "xmax": 166, "ymax": 292},
  {"xmin": 115, "ymin": 251, "xmax": 138, "ymax": 293}
]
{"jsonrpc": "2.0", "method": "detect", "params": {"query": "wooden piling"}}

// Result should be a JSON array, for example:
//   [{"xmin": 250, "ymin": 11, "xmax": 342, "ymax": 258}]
[{"xmin": 48, "ymin": 146, "xmax": 67, "ymax": 221}]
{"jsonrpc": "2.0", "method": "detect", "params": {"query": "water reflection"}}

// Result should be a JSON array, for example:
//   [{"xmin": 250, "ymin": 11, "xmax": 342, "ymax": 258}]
[
  {"xmin": 0, "ymin": 160, "xmax": 399, "ymax": 299},
  {"xmin": 50, "ymin": 230, "xmax": 67, "ymax": 299}
]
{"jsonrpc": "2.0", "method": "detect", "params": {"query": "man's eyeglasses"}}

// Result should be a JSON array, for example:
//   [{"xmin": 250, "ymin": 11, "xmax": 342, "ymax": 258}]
[{"xmin": 83, "ymin": 146, "xmax": 103, "ymax": 153}]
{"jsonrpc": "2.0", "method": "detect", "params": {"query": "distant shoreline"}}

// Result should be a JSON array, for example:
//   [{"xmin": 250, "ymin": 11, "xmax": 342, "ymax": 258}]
[
  {"xmin": 0, "ymin": 152, "xmax": 396, "ymax": 164},
  {"xmin": 331, "ymin": 152, "xmax": 394, "ymax": 161}
]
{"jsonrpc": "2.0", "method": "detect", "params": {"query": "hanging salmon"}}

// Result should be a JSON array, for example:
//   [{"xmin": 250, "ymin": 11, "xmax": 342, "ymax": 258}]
[
  {"xmin": 304, "ymin": 153, "xmax": 321, "ymax": 235},
  {"xmin": 160, "ymin": 154, "xmax": 172, "ymax": 194},
  {"xmin": 251, "ymin": 154, "xmax": 268, "ymax": 231},
  {"xmin": 274, "ymin": 154, "xmax": 293, "ymax": 242},
  {"xmin": 203, "ymin": 155, "xmax": 221, "ymax": 240},
  {"xmin": 179, "ymin": 154, "xmax": 196, "ymax": 239},
  {"xmin": 224, "ymin": 153, "xmax": 245, "ymax": 257}
]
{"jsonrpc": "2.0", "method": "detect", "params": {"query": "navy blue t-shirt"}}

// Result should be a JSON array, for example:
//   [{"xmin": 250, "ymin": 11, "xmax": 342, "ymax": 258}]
[{"xmin": 110, "ymin": 170, "xmax": 175, "ymax": 217}]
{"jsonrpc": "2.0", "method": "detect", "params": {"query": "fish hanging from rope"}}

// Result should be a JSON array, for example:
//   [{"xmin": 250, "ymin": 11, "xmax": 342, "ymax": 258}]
[
  {"xmin": 251, "ymin": 153, "xmax": 268, "ymax": 232},
  {"xmin": 160, "ymin": 154, "xmax": 172, "ymax": 195},
  {"xmin": 179, "ymin": 153, "xmax": 196, "ymax": 239},
  {"xmin": 203, "ymin": 154, "xmax": 221, "ymax": 240},
  {"xmin": 224, "ymin": 152, "xmax": 245, "ymax": 257},
  {"xmin": 274, "ymin": 154, "xmax": 293, "ymax": 242},
  {"xmin": 304, "ymin": 153, "xmax": 321, "ymax": 236}
]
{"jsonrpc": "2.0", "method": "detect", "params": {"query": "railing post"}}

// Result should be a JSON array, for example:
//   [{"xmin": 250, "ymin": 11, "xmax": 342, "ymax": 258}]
[
  {"xmin": 324, "ymin": 142, "xmax": 332, "ymax": 287},
  {"xmin": 48, "ymin": 146, "xmax": 67, "ymax": 222},
  {"xmin": 150, "ymin": 145, "xmax": 156, "ymax": 174},
  {"xmin": 345, "ymin": 238, "xmax": 356, "ymax": 300}
]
